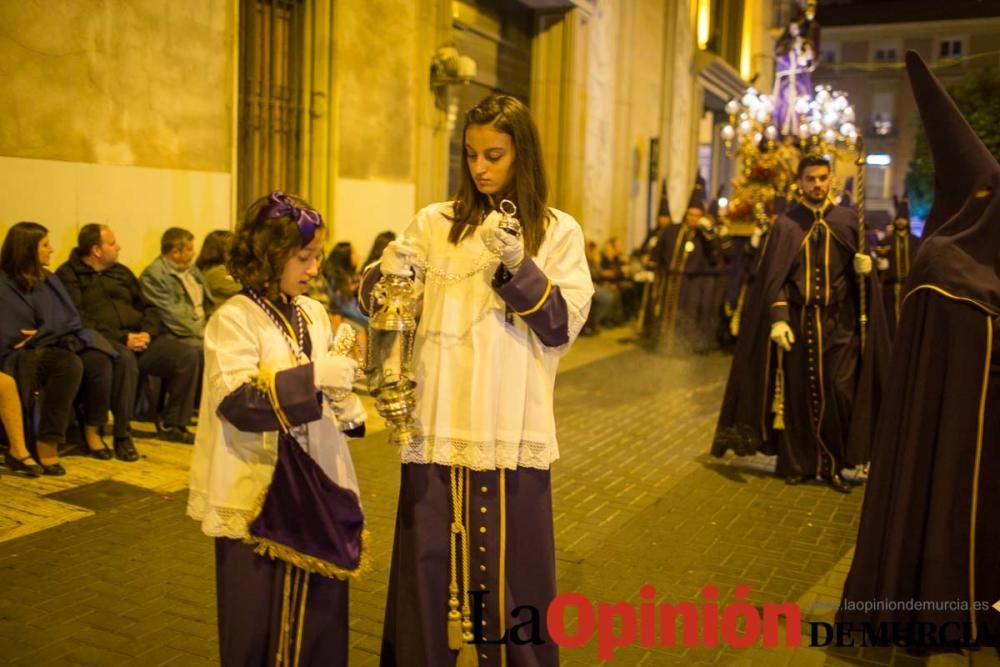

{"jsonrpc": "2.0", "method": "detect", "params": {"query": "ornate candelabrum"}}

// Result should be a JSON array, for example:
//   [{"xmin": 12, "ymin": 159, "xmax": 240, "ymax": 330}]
[
  {"xmin": 721, "ymin": 85, "xmax": 858, "ymax": 160},
  {"xmin": 365, "ymin": 271, "xmax": 421, "ymax": 448},
  {"xmin": 720, "ymin": 85, "xmax": 860, "ymax": 234}
]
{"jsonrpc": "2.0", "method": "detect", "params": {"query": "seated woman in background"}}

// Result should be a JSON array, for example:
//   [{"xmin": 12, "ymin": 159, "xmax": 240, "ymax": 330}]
[
  {"xmin": 196, "ymin": 230, "xmax": 242, "ymax": 303},
  {"xmin": 0, "ymin": 222, "xmax": 120, "ymax": 474},
  {"xmin": 0, "ymin": 371, "xmax": 43, "ymax": 476}
]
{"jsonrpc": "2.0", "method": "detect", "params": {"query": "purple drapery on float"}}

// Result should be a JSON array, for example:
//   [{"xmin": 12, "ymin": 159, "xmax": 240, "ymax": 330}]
[{"xmin": 772, "ymin": 48, "xmax": 814, "ymax": 137}]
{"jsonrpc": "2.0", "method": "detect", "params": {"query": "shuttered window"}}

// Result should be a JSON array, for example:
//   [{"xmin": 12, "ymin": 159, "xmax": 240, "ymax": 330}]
[{"xmin": 238, "ymin": 0, "xmax": 306, "ymax": 215}]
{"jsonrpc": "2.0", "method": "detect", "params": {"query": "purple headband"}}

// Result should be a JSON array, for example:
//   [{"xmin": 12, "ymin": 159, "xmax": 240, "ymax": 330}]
[{"xmin": 257, "ymin": 191, "xmax": 323, "ymax": 245}]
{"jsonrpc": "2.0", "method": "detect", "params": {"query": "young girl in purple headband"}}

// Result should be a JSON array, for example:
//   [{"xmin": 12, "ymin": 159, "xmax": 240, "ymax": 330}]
[{"xmin": 188, "ymin": 191, "xmax": 368, "ymax": 666}]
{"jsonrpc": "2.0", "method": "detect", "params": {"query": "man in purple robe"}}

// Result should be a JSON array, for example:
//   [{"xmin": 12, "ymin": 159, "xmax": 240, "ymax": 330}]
[{"xmin": 712, "ymin": 155, "xmax": 889, "ymax": 492}]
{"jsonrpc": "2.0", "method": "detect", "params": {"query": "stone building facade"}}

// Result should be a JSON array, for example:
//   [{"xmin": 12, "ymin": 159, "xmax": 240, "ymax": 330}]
[{"xmin": 0, "ymin": 0, "xmax": 771, "ymax": 266}]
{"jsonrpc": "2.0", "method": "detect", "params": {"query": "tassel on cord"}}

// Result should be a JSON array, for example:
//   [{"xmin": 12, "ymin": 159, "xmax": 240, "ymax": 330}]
[
  {"xmin": 447, "ymin": 467, "xmax": 479, "ymax": 666},
  {"xmin": 275, "ymin": 564, "xmax": 310, "ymax": 667},
  {"xmin": 456, "ymin": 468, "xmax": 478, "ymax": 667},
  {"xmin": 448, "ymin": 467, "xmax": 464, "ymax": 650},
  {"xmin": 293, "ymin": 569, "xmax": 310, "ymax": 667},
  {"xmin": 772, "ymin": 350, "xmax": 786, "ymax": 431}
]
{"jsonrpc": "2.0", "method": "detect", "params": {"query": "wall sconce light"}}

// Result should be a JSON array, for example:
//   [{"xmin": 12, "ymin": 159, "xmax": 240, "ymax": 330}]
[{"xmin": 430, "ymin": 46, "xmax": 477, "ymax": 110}]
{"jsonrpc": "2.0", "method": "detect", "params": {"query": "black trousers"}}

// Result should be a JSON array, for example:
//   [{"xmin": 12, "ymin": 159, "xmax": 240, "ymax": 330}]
[
  {"xmin": 14, "ymin": 348, "xmax": 84, "ymax": 443},
  {"xmin": 215, "ymin": 538, "xmax": 349, "ymax": 666},
  {"xmin": 79, "ymin": 348, "xmax": 133, "ymax": 439},
  {"xmin": 132, "ymin": 336, "xmax": 200, "ymax": 428}
]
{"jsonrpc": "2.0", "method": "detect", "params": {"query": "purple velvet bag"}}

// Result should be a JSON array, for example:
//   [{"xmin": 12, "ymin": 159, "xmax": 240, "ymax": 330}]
[{"xmin": 245, "ymin": 432, "xmax": 367, "ymax": 579}]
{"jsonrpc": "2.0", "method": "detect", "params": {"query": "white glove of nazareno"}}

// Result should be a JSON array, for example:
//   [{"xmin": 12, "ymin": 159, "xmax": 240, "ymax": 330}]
[
  {"xmin": 332, "ymin": 393, "xmax": 367, "ymax": 429},
  {"xmin": 479, "ymin": 211, "xmax": 525, "ymax": 272},
  {"xmin": 769, "ymin": 321, "xmax": 795, "ymax": 352},
  {"xmin": 381, "ymin": 240, "xmax": 419, "ymax": 277},
  {"xmin": 853, "ymin": 252, "xmax": 873, "ymax": 276},
  {"xmin": 313, "ymin": 355, "xmax": 358, "ymax": 391}
]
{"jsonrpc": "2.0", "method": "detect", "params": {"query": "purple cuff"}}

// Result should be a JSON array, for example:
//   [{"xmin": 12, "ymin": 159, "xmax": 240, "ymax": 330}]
[
  {"xmin": 358, "ymin": 263, "xmax": 382, "ymax": 317},
  {"xmin": 218, "ymin": 364, "xmax": 322, "ymax": 432},
  {"xmin": 492, "ymin": 258, "xmax": 569, "ymax": 347}
]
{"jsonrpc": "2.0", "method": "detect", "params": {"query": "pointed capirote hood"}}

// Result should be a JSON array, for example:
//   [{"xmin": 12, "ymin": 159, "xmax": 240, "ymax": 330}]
[
  {"xmin": 906, "ymin": 51, "xmax": 999, "ymax": 238},
  {"xmin": 687, "ymin": 173, "xmax": 707, "ymax": 212},
  {"xmin": 657, "ymin": 180, "xmax": 671, "ymax": 219},
  {"xmin": 893, "ymin": 193, "xmax": 910, "ymax": 222},
  {"xmin": 905, "ymin": 50, "xmax": 1000, "ymax": 311},
  {"xmin": 840, "ymin": 177, "xmax": 854, "ymax": 208}
]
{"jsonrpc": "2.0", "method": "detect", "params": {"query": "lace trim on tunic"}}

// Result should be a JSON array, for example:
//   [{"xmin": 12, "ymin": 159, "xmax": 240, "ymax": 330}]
[
  {"xmin": 400, "ymin": 435, "xmax": 557, "ymax": 471},
  {"xmin": 187, "ymin": 489, "xmax": 254, "ymax": 539}
]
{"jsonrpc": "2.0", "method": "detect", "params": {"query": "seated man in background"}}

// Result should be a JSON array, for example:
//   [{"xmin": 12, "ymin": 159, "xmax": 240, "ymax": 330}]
[
  {"xmin": 60, "ymin": 224, "xmax": 200, "ymax": 448},
  {"xmin": 140, "ymin": 227, "xmax": 213, "ymax": 350}
]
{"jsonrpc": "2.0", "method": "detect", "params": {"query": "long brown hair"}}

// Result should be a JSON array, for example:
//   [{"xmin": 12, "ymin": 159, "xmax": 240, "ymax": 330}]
[
  {"xmin": 1, "ymin": 221, "xmax": 49, "ymax": 291},
  {"xmin": 196, "ymin": 230, "xmax": 235, "ymax": 271},
  {"xmin": 448, "ymin": 94, "xmax": 551, "ymax": 256}
]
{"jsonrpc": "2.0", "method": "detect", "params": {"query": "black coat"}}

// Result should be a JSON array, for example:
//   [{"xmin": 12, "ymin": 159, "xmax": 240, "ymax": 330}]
[{"xmin": 55, "ymin": 252, "xmax": 160, "ymax": 345}]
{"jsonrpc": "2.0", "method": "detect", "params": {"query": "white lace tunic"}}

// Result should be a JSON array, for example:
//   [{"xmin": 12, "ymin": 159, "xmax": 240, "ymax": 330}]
[
  {"xmin": 395, "ymin": 202, "xmax": 593, "ymax": 470},
  {"xmin": 187, "ymin": 295, "xmax": 361, "ymax": 538}
]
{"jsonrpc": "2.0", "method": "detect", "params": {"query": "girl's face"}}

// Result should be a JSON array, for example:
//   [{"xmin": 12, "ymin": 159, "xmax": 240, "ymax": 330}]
[
  {"xmin": 279, "ymin": 229, "xmax": 325, "ymax": 297},
  {"xmin": 465, "ymin": 123, "xmax": 515, "ymax": 197},
  {"xmin": 37, "ymin": 235, "xmax": 53, "ymax": 267}
]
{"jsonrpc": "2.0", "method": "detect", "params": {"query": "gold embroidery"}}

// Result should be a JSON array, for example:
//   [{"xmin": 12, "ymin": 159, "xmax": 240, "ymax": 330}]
[
  {"xmin": 499, "ymin": 469, "xmax": 508, "ymax": 667},
  {"xmin": 514, "ymin": 280, "xmax": 552, "ymax": 316},
  {"xmin": 969, "ymin": 315, "xmax": 992, "ymax": 637},
  {"xmin": 902, "ymin": 284, "xmax": 999, "ymax": 317}
]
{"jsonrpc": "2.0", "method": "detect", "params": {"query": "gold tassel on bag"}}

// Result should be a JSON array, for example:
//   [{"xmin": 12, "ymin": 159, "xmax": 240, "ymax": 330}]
[{"xmin": 772, "ymin": 349, "xmax": 786, "ymax": 431}]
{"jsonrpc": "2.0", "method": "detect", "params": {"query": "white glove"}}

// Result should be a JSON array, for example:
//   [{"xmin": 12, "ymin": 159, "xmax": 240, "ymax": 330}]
[
  {"xmin": 331, "ymin": 392, "xmax": 366, "ymax": 431},
  {"xmin": 853, "ymin": 253, "xmax": 873, "ymax": 276},
  {"xmin": 697, "ymin": 217, "xmax": 714, "ymax": 232},
  {"xmin": 750, "ymin": 228, "xmax": 763, "ymax": 249},
  {"xmin": 314, "ymin": 355, "xmax": 358, "ymax": 391},
  {"xmin": 877, "ymin": 257, "xmax": 890, "ymax": 272},
  {"xmin": 480, "ymin": 212, "xmax": 525, "ymax": 272},
  {"xmin": 381, "ymin": 240, "xmax": 418, "ymax": 277},
  {"xmin": 770, "ymin": 321, "xmax": 795, "ymax": 351}
]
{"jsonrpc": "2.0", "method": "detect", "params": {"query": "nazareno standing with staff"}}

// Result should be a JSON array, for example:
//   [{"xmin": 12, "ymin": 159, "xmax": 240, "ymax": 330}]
[
  {"xmin": 361, "ymin": 93, "xmax": 593, "ymax": 667},
  {"xmin": 712, "ymin": 153, "xmax": 889, "ymax": 492}
]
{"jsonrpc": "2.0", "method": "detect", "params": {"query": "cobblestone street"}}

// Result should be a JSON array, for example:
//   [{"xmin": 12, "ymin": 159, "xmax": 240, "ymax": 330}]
[{"xmin": 0, "ymin": 330, "xmax": 985, "ymax": 666}]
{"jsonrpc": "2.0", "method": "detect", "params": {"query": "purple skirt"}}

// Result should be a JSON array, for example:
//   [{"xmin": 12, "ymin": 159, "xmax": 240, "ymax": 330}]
[
  {"xmin": 380, "ymin": 463, "xmax": 559, "ymax": 667},
  {"xmin": 215, "ymin": 538, "xmax": 349, "ymax": 666}
]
